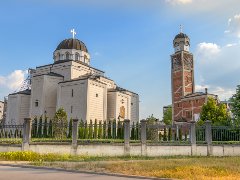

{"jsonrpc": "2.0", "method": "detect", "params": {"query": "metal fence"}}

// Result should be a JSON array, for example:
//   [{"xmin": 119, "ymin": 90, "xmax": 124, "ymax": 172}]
[
  {"xmin": 146, "ymin": 123, "xmax": 190, "ymax": 144},
  {"xmin": 196, "ymin": 125, "xmax": 206, "ymax": 143},
  {"xmin": 212, "ymin": 126, "xmax": 240, "ymax": 142},
  {"xmin": 0, "ymin": 124, "xmax": 23, "ymax": 144}
]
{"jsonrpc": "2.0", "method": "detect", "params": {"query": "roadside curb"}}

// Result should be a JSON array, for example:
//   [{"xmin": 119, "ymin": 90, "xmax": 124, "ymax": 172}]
[{"xmin": 0, "ymin": 163, "xmax": 171, "ymax": 180}]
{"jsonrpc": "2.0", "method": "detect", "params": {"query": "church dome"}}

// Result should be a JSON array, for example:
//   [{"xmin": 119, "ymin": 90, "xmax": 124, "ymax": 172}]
[
  {"xmin": 56, "ymin": 38, "xmax": 88, "ymax": 53},
  {"xmin": 174, "ymin": 33, "xmax": 189, "ymax": 40}
]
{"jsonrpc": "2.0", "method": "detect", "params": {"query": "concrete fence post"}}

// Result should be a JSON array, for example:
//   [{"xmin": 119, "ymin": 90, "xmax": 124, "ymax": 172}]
[
  {"xmin": 190, "ymin": 121, "xmax": 196, "ymax": 155},
  {"xmin": 140, "ymin": 119, "xmax": 147, "ymax": 156},
  {"xmin": 72, "ymin": 119, "xmax": 79, "ymax": 147},
  {"xmin": 205, "ymin": 120, "xmax": 212, "ymax": 156},
  {"xmin": 22, "ymin": 118, "xmax": 32, "ymax": 151},
  {"xmin": 124, "ymin": 119, "xmax": 130, "ymax": 156},
  {"xmin": 71, "ymin": 119, "xmax": 79, "ymax": 155}
]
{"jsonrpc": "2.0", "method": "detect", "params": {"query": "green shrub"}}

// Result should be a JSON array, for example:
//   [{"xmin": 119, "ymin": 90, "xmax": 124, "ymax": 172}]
[{"xmin": 38, "ymin": 116, "xmax": 43, "ymax": 138}]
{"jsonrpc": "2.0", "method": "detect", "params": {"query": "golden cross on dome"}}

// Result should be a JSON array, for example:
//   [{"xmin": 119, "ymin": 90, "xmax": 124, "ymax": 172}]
[
  {"xmin": 180, "ymin": 25, "xmax": 183, "ymax": 33},
  {"xmin": 71, "ymin": 29, "xmax": 76, "ymax": 39}
]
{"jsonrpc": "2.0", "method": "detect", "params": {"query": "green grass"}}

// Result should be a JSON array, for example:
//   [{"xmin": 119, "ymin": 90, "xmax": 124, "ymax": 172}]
[
  {"xmin": 1, "ymin": 152, "xmax": 240, "ymax": 179},
  {"xmin": 0, "ymin": 138, "xmax": 22, "ymax": 144}
]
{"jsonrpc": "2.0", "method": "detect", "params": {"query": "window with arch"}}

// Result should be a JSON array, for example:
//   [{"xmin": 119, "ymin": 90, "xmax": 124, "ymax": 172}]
[
  {"xmin": 57, "ymin": 53, "xmax": 61, "ymax": 60},
  {"xmin": 84, "ymin": 55, "xmax": 88, "ymax": 63},
  {"xmin": 75, "ymin": 53, "xmax": 80, "ymax": 60},
  {"xmin": 65, "ymin": 52, "xmax": 70, "ymax": 60}
]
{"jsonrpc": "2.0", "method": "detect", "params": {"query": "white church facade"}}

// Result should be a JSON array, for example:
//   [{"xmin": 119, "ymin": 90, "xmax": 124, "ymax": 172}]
[{"xmin": 6, "ymin": 33, "xmax": 139, "ymax": 125}]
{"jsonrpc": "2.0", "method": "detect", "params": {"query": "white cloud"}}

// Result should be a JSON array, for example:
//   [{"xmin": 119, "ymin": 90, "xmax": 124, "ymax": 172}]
[
  {"xmin": 196, "ymin": 42, "xmax": 221, "ymax": 60},
  {"xmin": 211, "ymin": 87, "xmax": 235, "ymax": 101},
  {"xmin": 195, "ymin": 84, "xmax": 234, "ymax": 101},
  {"xmin": 0, "ymin": 70, "xmax": 27, "ymax": 91},
  {"xmin": 195, "ymin": 84, "xmax": 209, "ymax": 92},
  {"xmin": 225, "ymin": 43, "xmax": 238, "ymax": 47},
  {"xmin": 166, "ymin": 0, "xmax": 192, "ymax": 5},
  {"xmin": 225, "ymin": 14, "xmax": 240, "ymax": 38}
]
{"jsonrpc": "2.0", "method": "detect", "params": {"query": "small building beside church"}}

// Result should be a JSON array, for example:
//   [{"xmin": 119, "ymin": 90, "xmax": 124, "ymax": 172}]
[
  {"xmin": 171, "ymin": 31, "xmax": 218, "ymax": 124},
  {"xmin": 6, "ymin": 35, "xmax": 139, "ymax": 125}
]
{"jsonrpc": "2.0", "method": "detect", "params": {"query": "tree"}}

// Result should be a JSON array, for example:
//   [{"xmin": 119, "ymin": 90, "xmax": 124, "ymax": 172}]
[
  {"xmin": 103, "ymin": 121, "xmax": 107, "ymax": 139},
  {"xmin": 43, "ymin": 116, "xmax": 48, "ymax": 138},
  {"xmin": 98, "ymin": 120, "xmax": 103, "ymax": 139},
  {"xmin": 52, "ymin": 108, "xmax": 68, "ymax": 139},
  {"xmin": 163, "ymin": 107, "xmax": 172, "ymax": 125},
  {"xmin": 230, "ymin": 85, "xmax": 240, "ymax": 126},
  {"xmin": 199, "ymin": 97, "xmax": 230, "ymax": 126},
  {"xmin": 78, "ymin": 120, "xmax": 84, "ymax": 139},
  {"xmin": 117, "ymin": 120, "xmax": 122, "ymax": 139},
  {"xmin": 107, "ymin": 121, "xmax": 112, "ymax": 139},
  {"xmin": 89, "ymin": 120, "xmax": 93, "ymax": 139},
  {"xmin": 131, "ymin": 122, "xmax": 135, "ymax": 140},
  {"xmin": 48, "ymin": 119, "xmax": 53, "ymax": 138},
  {"xmin": 168, "ymin": 128, "xmax": 172, "ymax": 141},
  {"xmin": 37, "ymin": 116, "xmax": 43, "ymax": 138},
  {"xmin": 94, "ymin": 119, "xmax": 98, "ymax": 139},
  {"xmin": 68, "ymin": 118, "xmax": 72, "ymax": 138},
  {"xmin": 32, "ymin": 117, "xmax": 38, "ymax": 138},
  {"xmin": 84, "ymin": 121, "xmax": 89, "ymax": 139},
  {"xmin": 146, "ymin": 114, "xmax": 158, "ymax": 141}
]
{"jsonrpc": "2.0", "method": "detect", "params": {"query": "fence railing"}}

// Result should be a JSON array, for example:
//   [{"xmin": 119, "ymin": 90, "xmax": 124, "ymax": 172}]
[
  {"xmin": 146, "ymin": 124, "xmax": 190, "ymax": 144},
  {"xmin": 0, "ymin": 124, "xmax": 23, "ymax": 144},
  {"xmin": 2, "ymin": 118, "xmax": 240, "ymax": 156}
]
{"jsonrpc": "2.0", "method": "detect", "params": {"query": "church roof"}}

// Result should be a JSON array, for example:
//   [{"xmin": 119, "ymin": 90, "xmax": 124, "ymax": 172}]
[
  {"xmin": 33, "ymin": 72, "xmax": 64, "ymax": 78},
  {"xmin": 182, "ymin": 92, "xmax": 217, "ymax": 99},
  {"xmin": 9, "ymin": 89, "xmax": 31, "ymax": 96},
  {"xmin": 55, "ymin": 38, "xmax": 88, "ymax": 53},
  {"xmin": 36, "ymin": 60, "xmax": 105, "ymax": 73},
  {"xmin": 108, "ymin": 86, "xmax": 138, "ymax": 96}
]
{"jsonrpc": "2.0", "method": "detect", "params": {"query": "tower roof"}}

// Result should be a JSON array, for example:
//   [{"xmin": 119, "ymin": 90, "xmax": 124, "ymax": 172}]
[
  {"xmin": 174, "ymin": 33, "xmax": 189, "ymax": 40},
  {"xmin": 56, "ymin": 38, "xmax": 88, "ymax": 53}
]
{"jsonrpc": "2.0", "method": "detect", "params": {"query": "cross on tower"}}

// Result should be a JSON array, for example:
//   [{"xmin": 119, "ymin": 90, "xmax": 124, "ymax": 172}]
[
  {"xmin": 180, "ymin": 25, "xmax": 183, "ymax": 33},
  {"xmin": 71, "ymin": 29, "xmax": 76, "ymax": 39}
]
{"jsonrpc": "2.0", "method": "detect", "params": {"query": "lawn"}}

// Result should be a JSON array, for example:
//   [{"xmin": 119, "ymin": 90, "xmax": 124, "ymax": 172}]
[{"xmin": 1, "ymin": 152, "xmax": 240, "ymax": 179}]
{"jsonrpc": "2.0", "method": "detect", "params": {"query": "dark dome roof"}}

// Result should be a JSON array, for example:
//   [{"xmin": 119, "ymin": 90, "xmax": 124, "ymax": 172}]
[
  {"xmin": 174, "ymin": 33, "xmax": 189, "ymax": 39},
  {"xmin": 56, "ymin": 38, "xmax": 88, "ymax": 52}
]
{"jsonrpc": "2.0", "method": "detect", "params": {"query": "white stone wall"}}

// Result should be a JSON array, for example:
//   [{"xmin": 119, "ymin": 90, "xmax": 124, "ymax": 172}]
[
  {"xmin": 71, "ymin": 62, "xmax": 91, "ymax": 79},
  {"xmin": 30, "ymin": 75, "xmax": 44, "ymax": 117},
  {"xmin": 87, "ymin": 80, "xmax": 107, "ymax": 123},
  {"xmin": 98, "ymin": 77, "xmax": 116, "ymax": 89},
  {"xmin": 107, "ymin": 92, "xmax": 116, "ymax": 120},
  {"xmin": 130, "ymin": 94, "xmax": 139, "ymax": 123},
  {"xmin": 31, "ymin": 75, "xmax": 63, "ymax": 119},
  {"xmin": 6, "ymin": 94, "xmax": 30, "ymax": 125},
  {"xmin": 107, "ymin": 91, "xmax": 139, "ymax": 123},
  {"xmin": 116, "ymin": 92, "xmax": 131, "ymax": 120},
  {"xmin": 51, "ymin": 62, "xmax": 72, "ymax": 81},
  {"xmin": 57, "ymin": 79, "xmax": 88, "ymax": 122}
]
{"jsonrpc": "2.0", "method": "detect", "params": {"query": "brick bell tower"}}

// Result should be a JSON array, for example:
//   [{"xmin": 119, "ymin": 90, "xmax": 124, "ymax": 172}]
[{"xmin": 171, "ymin": 30, "xmax": 195, "ymax": 123}]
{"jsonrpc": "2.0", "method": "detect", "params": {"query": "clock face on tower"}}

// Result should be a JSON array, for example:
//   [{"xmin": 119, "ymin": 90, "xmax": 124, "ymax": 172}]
[
  {"xmin": 183, "ymin": 53, "xmax": 193, "ymax": 70},
  {"xmin": 172, "ymin": 54, "xmax": 182, "ymax": 71}
]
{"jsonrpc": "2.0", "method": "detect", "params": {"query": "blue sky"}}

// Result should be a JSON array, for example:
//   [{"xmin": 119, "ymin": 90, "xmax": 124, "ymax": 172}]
[{"xmin": 0, "ymin": 0, "xmax": 240, "ymax": 119}]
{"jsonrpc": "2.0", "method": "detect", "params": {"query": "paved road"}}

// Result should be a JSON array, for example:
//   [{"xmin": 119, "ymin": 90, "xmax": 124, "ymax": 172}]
[{"xmin": 0, "ymin": 165, "xmax": 151, "ymax": 180}]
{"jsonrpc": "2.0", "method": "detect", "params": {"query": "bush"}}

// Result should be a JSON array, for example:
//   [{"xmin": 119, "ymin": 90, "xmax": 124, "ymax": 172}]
[{"xmin": 52, "ymin": 108, "xmax": 68, "ymax": 139}]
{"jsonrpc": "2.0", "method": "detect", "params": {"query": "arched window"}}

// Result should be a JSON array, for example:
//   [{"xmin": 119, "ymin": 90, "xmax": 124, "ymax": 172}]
[
  {"xmin": 65, "ymin": 52, "xmax": 70, "ymax": 60},
  {"xmin": 57, "ymin": 53, "xmax": 61, "ymax": 60},
  {"xmin": 84, "ymin": 55, "xmax": 88, "ymax": 64},
  {"xmin": 75, "ymin": 53, "xmax": 80, "ymax": 60}
]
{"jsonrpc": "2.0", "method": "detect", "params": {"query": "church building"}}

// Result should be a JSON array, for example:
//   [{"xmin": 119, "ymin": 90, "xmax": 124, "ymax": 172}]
[
  {"xmin": 171, "ymin": 31, "xmax": 218, "ymax": 124},
  {"xmin": 6, "ymin": 31, "xmax": 139, "ymax": 125}
]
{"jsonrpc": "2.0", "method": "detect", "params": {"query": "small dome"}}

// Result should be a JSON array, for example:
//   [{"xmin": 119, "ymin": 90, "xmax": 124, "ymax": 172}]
[
  {"xmin": 174, "ymin": 33, "xmax": 189, "ymax": 40},
  {"xmin": 56, "ymin": 38, "xmax": 88, "ymax": 53}
]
